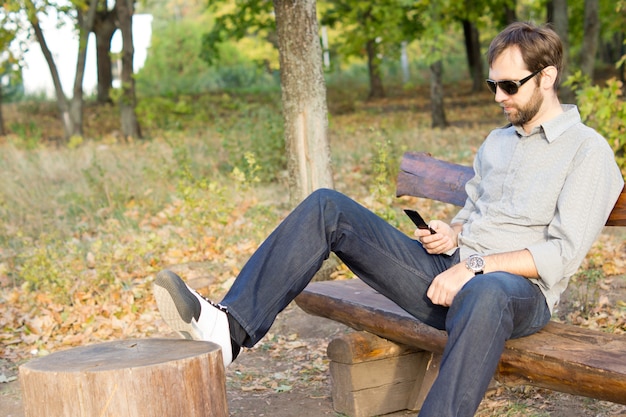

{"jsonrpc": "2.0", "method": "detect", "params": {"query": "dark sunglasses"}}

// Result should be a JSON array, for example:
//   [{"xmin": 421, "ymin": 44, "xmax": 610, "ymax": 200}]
[{"xmin": 486, "ymin": 67, "xmax": 545, "ymax": 95}]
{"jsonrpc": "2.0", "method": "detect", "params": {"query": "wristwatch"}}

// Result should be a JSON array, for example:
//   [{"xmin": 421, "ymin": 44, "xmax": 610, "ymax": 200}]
[{"xmin": 465, "ymin": 254, "xmax": 485, "ymax": 275}]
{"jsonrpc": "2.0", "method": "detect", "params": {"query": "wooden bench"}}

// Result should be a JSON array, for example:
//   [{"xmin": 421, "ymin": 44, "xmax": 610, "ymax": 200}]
[{"xmin": 295, "ymin": 151, "xmax": 626, "ymax": 417}]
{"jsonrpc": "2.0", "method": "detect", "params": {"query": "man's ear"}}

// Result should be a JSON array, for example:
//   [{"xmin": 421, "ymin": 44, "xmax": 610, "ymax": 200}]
[{"xmin": 541, "ymin": 66, "xmax": 558, "ymax": 90}]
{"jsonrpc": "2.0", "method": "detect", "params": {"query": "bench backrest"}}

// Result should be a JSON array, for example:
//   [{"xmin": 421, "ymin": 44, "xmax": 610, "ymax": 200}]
[{"xmin": 396, "ymin": 152, "xmax": 626, "ymax": 227}]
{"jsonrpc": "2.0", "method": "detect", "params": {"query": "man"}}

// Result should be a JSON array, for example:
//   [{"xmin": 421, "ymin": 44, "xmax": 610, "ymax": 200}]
[{"xmin": 153, "ymin": 22, "xmax": 624, "ymax": 417}]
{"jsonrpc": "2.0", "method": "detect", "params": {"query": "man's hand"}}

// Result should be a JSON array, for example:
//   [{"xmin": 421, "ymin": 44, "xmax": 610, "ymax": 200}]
[
  {"xmin": 414, "ymin": 220, "xmax": 459, "ymax": 254},
  {"xmin": 426, "ymin": 249, "xmax": 540, "ymax": 307},
  {"xmin": 427, "ymin": 263, "xmax": 475, "ymax": 307}
]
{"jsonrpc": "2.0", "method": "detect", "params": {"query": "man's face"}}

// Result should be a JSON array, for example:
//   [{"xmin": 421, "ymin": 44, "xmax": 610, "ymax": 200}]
[
  {"xmin": 505, "ymin": 82, "xmax": 543, "ymax": 127},
  {"xmin": 489, "ymin": 47, "xmax": 544, "ymax": 128}
]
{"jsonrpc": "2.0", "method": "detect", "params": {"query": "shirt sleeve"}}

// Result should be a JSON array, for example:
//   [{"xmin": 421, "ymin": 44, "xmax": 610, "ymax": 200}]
[{"xmin": 527, "ymin": 142, "xmax": 623, "ymax": 290}]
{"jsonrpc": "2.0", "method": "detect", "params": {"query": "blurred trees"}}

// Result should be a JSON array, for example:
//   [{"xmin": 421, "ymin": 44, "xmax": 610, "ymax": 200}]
[
  {"xmin": 2, "ymin": 0, "xmax": 625, "ymax": 188},
  {"xmin": 21, "ymin": 0, "xmax": 98, "ymax": 140},
  {"xmin": 3, "ymin": 0, "xmax": 141, "ymax": 141},
  {"xmin": 321, "ymin": 0, "xmax": 424, "ymax": 99},
  {"xmin": 0, "ymin": 10, "xmax": 21, "ymax": 135}
]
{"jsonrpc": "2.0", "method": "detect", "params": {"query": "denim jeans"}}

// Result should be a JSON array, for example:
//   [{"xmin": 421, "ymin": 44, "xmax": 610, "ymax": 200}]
[{"xmin": 222, "ymin": 188, "xmax": 551, "ymax": 417}]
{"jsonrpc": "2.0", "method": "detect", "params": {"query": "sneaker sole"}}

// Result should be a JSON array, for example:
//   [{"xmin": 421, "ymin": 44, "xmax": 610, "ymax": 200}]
[{"xmin": 154, "ymin": 270, "xmax": 202, "ymax": 340}]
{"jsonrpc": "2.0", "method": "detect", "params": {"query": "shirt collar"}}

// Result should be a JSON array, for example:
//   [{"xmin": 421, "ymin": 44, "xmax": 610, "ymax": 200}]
[{"xmin": 513, "ymin": 104, "xmax": 581, "ymax": 143}]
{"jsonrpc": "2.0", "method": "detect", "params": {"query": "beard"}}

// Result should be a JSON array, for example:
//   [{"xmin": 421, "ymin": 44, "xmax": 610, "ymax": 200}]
[{"xmin": 504, "ymin": 86, "xmax": 544, "ymax": 127}]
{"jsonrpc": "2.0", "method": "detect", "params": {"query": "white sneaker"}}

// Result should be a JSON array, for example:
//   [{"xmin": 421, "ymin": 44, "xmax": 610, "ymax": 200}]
[{"xmin": 153, "ymin": 269, "xmax": 233, "ymax": 367}]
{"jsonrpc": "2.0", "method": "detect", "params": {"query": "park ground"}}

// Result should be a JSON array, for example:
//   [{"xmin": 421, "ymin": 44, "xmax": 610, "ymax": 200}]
[
  {"xmin": 2, "ymin": 263, "xmax": 626, "ymax": 416},
  {"xmin": 1, "ymin": 84, "xmax": 626, "ymax": 416}
]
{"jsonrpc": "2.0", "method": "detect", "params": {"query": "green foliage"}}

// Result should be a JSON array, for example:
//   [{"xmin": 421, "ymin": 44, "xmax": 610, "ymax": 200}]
[
  {"xmin": 0, "ymin": 5, "xmax": 24, "ymax": 100},
  {"xmin": 219, "ymin": 105, "xmax": 286, "ymax": 182},
  {"xmin": 322, "ymin": 0, "xmax": 425, "ymax": 65},
  {"xmin": 566, "ymin": 72, "xmax": 626, "ymax": 174},
  {"xmin": 8, "ymin": 121, "xmax": 42, "ymax": 149},
  {"xmin": 570, "ymin": 267, "xmax": 604, "ymax": 315},
  {"xmin": 18, "ymin": 234, "xmax": 70, "ymax": 302},
  {"xmin": 230, "ymin": 152, "xmax": 261, "ymax": 188},
  {"xmin": 135, "ymin": 20, "xmax": 275, "ymax": 96},
  {"xmin": 175, "ymin": 168, "xmax": 233, "ymax": 227},
  {"xmin": 369, "ymin": 139, "xmax": 402, "ymax": 226},
  {"xmin": 136, "ymin": 96, "xmax": 192, "ymax": 131},
  {"xmin": 201, "ymin": 0, "xmax": 276, "ymax": 66}
]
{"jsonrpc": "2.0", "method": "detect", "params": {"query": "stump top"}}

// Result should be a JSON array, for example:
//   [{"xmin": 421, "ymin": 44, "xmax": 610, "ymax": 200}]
[{"xmin": 20, "ymin": 338, "xmax": 221, "ymax": 372}]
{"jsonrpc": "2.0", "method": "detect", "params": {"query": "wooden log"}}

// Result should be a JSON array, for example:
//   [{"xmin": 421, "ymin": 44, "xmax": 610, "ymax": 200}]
[
  {"xmin": 327, "ymin": 330, "xmax": 420, "ymax": 364},
  {"xmin": 19, "ymin": 339, "xmax": 228, "ymax": 417},
  {"xmin": 295, "ymin": 279, "xmax": 626, "ymax": 405},
  {"xmin": 297, "ymin": 279, "xmax": 448, "ymax": 355}
]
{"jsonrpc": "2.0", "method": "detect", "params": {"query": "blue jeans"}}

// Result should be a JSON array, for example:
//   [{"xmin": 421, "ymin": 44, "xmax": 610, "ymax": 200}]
[{"xmin": 222, "ymin": 189, "xmax": 551, "ymax": 417}]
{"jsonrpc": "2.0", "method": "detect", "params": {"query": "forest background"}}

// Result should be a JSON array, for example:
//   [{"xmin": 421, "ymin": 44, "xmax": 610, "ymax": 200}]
[{"xmin": 1, "ymin": 0, "xmax": 626, "ymax": 415}]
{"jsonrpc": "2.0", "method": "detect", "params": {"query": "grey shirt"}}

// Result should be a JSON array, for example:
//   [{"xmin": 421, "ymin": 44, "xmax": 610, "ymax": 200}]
[{"xmin": 452, "ymin": 105, "xmax": 624, "ymax": 312}]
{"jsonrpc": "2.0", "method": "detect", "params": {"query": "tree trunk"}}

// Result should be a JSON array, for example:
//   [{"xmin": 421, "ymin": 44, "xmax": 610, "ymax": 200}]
[
  {"xmin": 504, "ymin": 4, "xmax": 516, "ymax": 25},
  {"xmin": 462, "ymin": 19, "xmax": 483, "ymax": 92},
  {"xmin": 26, "ymin": 0, "xmax": 97, "ymax": 140},
  {"xmin": 70, "ymin": 0, "xmax": 99, "ymax": 139},
  {"xmin": 366, "ymin": 39, "xmax": 385, "ymax": 99},
  {"xmin": 428, "ymin": 2, "xmax": 447, "ymax": 129},
  {"xmin": 401, "ymin": 41, "xmax": 410, "ymax": 84},
  {"xmin": 93, "ymin": 7, "xmax": 118, "ymax": 104},
  {"xmin": 115, "ymin": 0, "xmax": 141, "ymax": 140},
  {"xmin": 430, "ymin": 60, "xmax": 447, "ymax": 128},
  {"xmin": 273, "ymin": 0, "xmax": 334, "ymax": 206},
  {"xmin": 27, "ymin": 2, "xmax": 73, "ymax": 139},
  {"xmin": 548, "ymin": 0, "xmax": 575, "ymax": 102},
  {"xmin": 581, "ymin": 0, "xmax": 600, "ymax": 80}
]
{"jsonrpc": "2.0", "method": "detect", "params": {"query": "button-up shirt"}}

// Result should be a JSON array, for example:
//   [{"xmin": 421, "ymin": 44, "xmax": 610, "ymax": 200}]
[{"xmin": 452, "ymin": 105, "xmax": 624, "ymax": 312}]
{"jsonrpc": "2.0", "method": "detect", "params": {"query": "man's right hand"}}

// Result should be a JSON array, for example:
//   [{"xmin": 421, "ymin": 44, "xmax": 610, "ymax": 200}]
[{"xmin": 415, "ymin": 220, "xmax": 459, "ymax": 254}]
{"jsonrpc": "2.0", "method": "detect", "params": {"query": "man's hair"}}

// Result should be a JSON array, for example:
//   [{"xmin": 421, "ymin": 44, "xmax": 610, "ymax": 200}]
[{"xmin": 487, "ymin": 22, "xmax": 563, "ymax": 89}]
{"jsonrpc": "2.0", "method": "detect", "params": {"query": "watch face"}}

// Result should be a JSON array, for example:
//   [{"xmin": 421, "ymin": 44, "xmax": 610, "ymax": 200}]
[{"xmin": 467, "ymin": 255, "xmax": 485, "ymax": 272}]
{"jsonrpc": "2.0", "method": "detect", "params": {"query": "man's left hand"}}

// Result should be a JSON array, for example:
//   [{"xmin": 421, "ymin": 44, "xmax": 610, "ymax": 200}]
[{"xmin": 427, "ymin": 263, "xmax": 475, "ymax": 307}]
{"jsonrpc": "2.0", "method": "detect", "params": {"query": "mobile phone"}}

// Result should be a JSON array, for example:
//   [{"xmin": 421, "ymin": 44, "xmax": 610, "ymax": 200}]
[{"xmin": 404, "ymin": 209, "xmax": 436, "ymax": 234}]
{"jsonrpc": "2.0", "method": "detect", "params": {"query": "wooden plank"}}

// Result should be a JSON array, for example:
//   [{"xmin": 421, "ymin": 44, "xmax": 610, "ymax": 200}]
[
  {"xmin": 396, "ymin": 152, "xmax": 626, "ymax": 226},
  {"xmin": 396, "ymin": 152, "xmax": 472, "ymax": 207},
  {"xmin": 329, "ymin": 353, "xmax": 424, "ymax": 391},
  {"xmin": 327, "ymin": 331, "xmax": 420, "ymax": 364},
  {"xmin": 327, "ymin": 332, "xmax": 432, "ymax": 416},
  {"xmin": 406, "ymin": 352, "xmax": 441, "ymax": 412},
  {"xmin": 295, "ymin": 279, "xmax": 626, "ymax": 405},
  {"xmin": 331, "ymin": 376, "xmax": 420, "ymax": 417},
  {"xmin": 607, "ymin": 188, "xmax": 626, "ymax": 226}
]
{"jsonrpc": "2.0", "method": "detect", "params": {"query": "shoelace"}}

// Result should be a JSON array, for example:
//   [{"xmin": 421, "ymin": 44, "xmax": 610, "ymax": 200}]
[{"xmin": 195, "ymin": 289, "xmax": 229, "ymax": 314}]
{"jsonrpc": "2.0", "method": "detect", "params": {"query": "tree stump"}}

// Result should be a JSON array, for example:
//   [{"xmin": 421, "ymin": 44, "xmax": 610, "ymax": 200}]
[{"xmin": 19, "ymin": 338, "xmax": 228, "ymax": 417}]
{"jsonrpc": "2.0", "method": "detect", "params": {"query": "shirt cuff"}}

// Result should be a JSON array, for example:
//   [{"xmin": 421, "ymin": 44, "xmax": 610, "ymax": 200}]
[
  {"xmin": 444, "ymin": 247, "xmax": 459, "ymax": 257},
  {"xmin": 526, "ymin": 242, "xmax": 564, "ymax": 290}
]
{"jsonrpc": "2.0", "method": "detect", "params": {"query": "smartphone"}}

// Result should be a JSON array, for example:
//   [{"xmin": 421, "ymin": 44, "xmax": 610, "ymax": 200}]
[{"xmin": 404, "ymin": 209, "xmax": 436, "ymax": 234}]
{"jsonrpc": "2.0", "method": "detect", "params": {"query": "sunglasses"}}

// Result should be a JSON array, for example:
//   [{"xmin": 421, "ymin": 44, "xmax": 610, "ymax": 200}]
[{"xmin": 486, "ymin": 67, "xmax": 545, "ymax": 95}]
